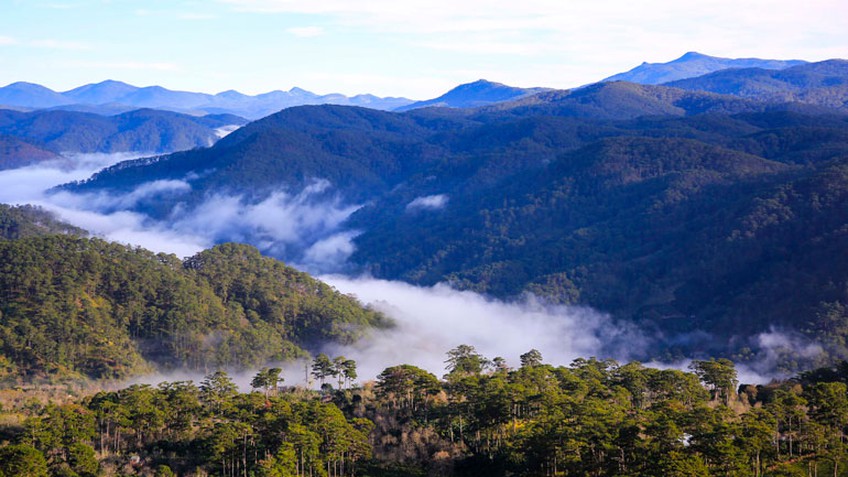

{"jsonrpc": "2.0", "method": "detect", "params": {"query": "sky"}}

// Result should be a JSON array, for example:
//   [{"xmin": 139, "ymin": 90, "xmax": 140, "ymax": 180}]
[{"xmin": 0, "ymin": 0, "xmax": 846, "ymax": 99}]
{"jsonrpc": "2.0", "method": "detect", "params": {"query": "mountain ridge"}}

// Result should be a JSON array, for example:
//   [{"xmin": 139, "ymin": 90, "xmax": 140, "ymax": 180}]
[
  {"xmin": 602, "ymin": 51, "xmax": 807, "ymax": 85},
  {"xmin": 396, "ymin": 79, "xmax": 552, "ymax": 111},
  {"xmin": 0, "ymin": 107, "xmax": 248, "ymax": 158},
  {"xmin": 0, "ymin": 80, "xmax": 415, "ymax": 119},
  {"xmin": 665, "ymin": 59, "xmax": 848, "ymax": 110}
]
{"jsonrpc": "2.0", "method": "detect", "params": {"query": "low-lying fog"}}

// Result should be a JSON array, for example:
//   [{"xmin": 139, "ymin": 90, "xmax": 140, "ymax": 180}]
[{"xmin": 0, "ymin": 153, "xmax": 814, "ymax": 385}]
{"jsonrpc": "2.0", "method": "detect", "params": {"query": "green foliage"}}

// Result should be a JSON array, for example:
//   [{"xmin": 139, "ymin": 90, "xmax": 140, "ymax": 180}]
[
  {"xmin": 154, "ymin": 465, "xmax": 177, "ymax": 477},
  {"xmin": 5, "ymin": 355, "xmax": 848, "ymax": 476},
  {"xmin": 0, "ymin": 236, "xmax": 388, "ymax": 380},
  {"xmin": 0, "ymin": 204, "xmax": 85, "ymax": 240},
  {"xmin": 0, "ymin": 444, "xmax": 49, "ymax": 477},
  {"xmin": 690, "ymin": 359, "xmax": 738, "ymax": 403}
]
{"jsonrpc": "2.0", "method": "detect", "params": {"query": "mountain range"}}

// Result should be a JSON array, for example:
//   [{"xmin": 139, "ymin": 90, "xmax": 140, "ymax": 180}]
[
  {"xmin": 59, "ymin": 57, "xmax": 848, "ymax": 368},
  {"xmin": 0, "ymin": 52, "xmax": 818, "ymax": 122},
  {"xmin": 0, "ymin": 80, "xmax": 414, "ymax": 119},
  {"xmin": 2, "ymin": 52, "xmax": 848, "ymax": 373}
]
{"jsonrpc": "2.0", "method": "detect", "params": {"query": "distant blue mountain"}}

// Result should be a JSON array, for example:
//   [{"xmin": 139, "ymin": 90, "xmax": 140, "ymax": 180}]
[
  {"xmin": 0, "ymin": 81, "xmax": 415, "ymax": 119},
  {"xmin": 0, "ymin": 82, "xmax": 75, "ymax": 109},
  {"xmin": 602, "ymin": 52, "xmax": 807, "ymax": 85},
  {"xmin": 64, "ymin": 80, "xmax": 140, "ymax": 104},
  {"xmin": 396, "ymin": 79, "xmax": 551, "ymax": 111}
]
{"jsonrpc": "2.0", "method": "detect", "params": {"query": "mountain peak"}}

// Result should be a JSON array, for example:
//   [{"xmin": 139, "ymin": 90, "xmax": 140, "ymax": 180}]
[
  {"xmin": 397, "ymin": 79, "xmax": 549, "ymax": 111},
  {"xmin": 96, "ymin": 79, "xmax": 135, "ymax": 87},
  {"xmin": 3, "ymin": 81, "xmax": 53, "ymax": 90},
  {"xmin": 601, "ymin": 52, "xmax": 807, "ymax": 85},
  {"xmin": 216, "ymin": 89, "xmax": 247, "ymax": 99},
  {"xmin": 678, "ymin": 51, "xmax": 711, "ymax": 61}
]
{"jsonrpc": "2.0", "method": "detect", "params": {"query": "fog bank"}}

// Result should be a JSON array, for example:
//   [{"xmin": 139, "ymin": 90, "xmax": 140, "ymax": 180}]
[{"xmin": 319, "ymin": 275, "xmax": 648, "ymax": 382}]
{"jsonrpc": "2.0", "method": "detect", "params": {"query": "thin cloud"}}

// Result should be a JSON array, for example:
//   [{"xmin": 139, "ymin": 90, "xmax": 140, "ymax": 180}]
[
  {"xmin": 67, "ymin": 60, "xmax": 181, "ymax": 71},
  {"xmin": 30, "ymin": 39, "xmax": 92, "ymax": 50},
  {"xmin": 0, "ymin": 37, "xmax": 91, "ymax": 50},
  {"xmin": 287, "ymin": 26, "xmax": 325, "ymax": 38},
  {"xmin": 217, "ymin": 0, "xmax": 847, "ymax": 90},
  {"xmin": 406, "ymin": 194, "xmax": 448, "ymax": 211},
  {"xmin": 178, "ymin": 12, "xmax": 219, "ymax": 20}
]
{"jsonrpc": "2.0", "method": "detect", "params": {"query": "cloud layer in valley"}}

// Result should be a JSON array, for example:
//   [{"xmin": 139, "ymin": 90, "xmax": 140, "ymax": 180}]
[
  {"xmin": 319, "ymin": 276, "xmax": 648, "ymax": 383},
  {"xmin": 0, "ymin": 153, "xmax": 826, "ymax": 384},
  {"xmin": 0, "ymin": 154, "xmax": 363, "ymax": 267}
]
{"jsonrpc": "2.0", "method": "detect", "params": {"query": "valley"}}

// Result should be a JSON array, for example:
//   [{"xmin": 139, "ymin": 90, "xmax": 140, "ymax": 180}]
[{"xmin": 2, "ymin": 49, "xmax": 848, "ymax": 475}]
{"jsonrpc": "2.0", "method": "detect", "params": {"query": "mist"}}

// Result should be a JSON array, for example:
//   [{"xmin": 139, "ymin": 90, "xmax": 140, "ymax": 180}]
[
  {"xmin": 0, "ymin": 153, "xmax": 363, "ymax": 267},
  {"xmin": 0, "ymin": 153, "xmax": 824, "ymax": 385},
  {"xmin": 319, "ymin": 276, "xmax": 649, "ymax": 383}
]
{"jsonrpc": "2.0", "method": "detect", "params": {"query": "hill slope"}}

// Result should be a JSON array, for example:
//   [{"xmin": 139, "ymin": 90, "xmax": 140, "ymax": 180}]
[
  {"xmin": 666, "ymin": 59, "xmax": 848, "ymax": 111},
  {"xmin": 0, "ymin": 229, "xmax": 387, "ymax": 380},
  {"xmin": 0, "ymin": 136, "xmax": 62, "ymax": 169},
  {"xmin": 0, "ymin": 108, "xmax": 247, "ymax": 154},
  {"xmin": 396, "ymin": 79, "xmax": 550, "ymax": 111},
  {"xmin": 0, "ymin": 204, "xmax": 86, "ymax": 239}
]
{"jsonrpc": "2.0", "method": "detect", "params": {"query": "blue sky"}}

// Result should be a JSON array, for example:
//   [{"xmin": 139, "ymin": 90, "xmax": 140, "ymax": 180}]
[{"xmin": 1, "ymin": 0, "xmax": 845, "ymax": 99}]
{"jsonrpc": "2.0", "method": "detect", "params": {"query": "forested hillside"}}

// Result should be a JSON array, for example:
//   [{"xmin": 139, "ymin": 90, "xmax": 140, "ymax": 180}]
[
  {"xmin": 0, "ymin": 230, "xmax": 387, "ymax": 381},
  {"xmin": 57, "ymin": 66, "xmax": 848, "ymax": 366},
  {"xmin": 0, "ymin": 108, "xmax": 246, "ymax": 156},
  {"xmin": 0, "ymin": 136, "xmax": 61, "ymax": 169},
  {"xmin": 3, "ymin": 348, "xmax": 848, "ymax": 476},
  {"xmin": 667, "ymin": 60, "xmax": 848, "ymax": 111},
  {"xmin": 0, "ymin": 204, "xmax": 86, "ymax": 239}
]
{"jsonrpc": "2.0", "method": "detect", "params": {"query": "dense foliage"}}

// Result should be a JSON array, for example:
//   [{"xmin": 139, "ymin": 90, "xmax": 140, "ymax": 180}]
[
  {"xmin": 0, "ymin": 236, "xmax": 387, "ymax": 380},
  {"xmin": 5, "ymin": 351, "xmax": 848, "ymax": 476},
  {"xmin": 0, "ymin": 204, "xmax": 86, "ymax": 240}
]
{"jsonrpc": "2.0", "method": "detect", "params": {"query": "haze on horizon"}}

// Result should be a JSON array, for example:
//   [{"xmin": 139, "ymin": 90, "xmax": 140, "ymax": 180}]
[{"xmin": 0, "ymin": 0, "xmax": 845, "ymax": 99}]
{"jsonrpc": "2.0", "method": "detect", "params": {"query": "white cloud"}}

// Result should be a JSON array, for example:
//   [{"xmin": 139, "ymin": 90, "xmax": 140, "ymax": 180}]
[
  {"xmin": 406, "ymin": 194, "xmax": 448, "ymax": 211},
  {"xmin": 300, "ymin": 231, "xmax": 359, "ymax": 271},
  {"xmin": 319, "ymin": 276, "xmax": 648, "ymax": 381},
  {"xmin": 43, "ymin": 176, "xmax": 362, "ymax": 265},
  {"xmin": 287, "ymin": 26, "xmax": 325, "ymax": 38},
  {"xmin": 218, "ymin": 0, "xmax": 848, "ymax": 92},
  {"xmin": 0, "ymin": 36, "xmax": 90, "ymax": 50},
  {"xmin": 30, "ymin": 39, "xmax": 92, "ymax": 50},
  {"xmin": 214, "ymin": 125, "xmax": 241, "ymax": 138}
]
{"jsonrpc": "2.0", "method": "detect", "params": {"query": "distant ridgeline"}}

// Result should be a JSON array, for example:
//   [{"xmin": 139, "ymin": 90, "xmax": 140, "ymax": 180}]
[
  {"xmin": 58, "ymin": 59, "xmax": 848, "ymax": 369},
  {"xmin": 0, "ymin": 206, "xmax": 388, "ymax": 381}
]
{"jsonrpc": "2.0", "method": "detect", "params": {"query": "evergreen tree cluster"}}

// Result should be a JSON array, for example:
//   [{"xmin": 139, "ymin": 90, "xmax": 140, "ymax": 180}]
[
  {"xmin": 4, "ymin": 352, "xmax": 848, "ymax": 476},
  {"xmin": 0, "ymin": 234, "xmax": 388, "ymax": 381}
]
